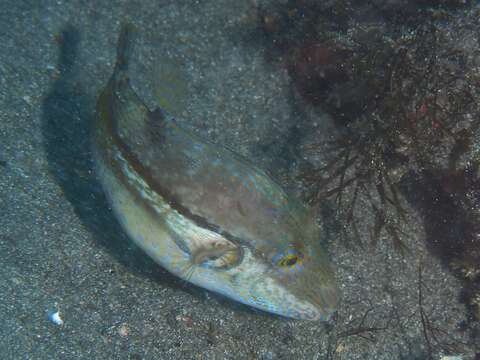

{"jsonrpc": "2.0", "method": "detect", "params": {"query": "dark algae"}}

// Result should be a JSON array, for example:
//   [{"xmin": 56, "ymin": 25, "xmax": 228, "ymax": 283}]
[{"xmin": 257, "ymin": 0, "xmax": 480, "ymax": 356}]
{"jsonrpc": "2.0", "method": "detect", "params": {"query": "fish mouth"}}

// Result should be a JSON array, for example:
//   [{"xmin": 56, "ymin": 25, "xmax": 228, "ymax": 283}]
[
  {"xmin": 243, "ymin": 271, "xmax": 339, "ymax": 321},
  {"xmin": 285, "ymin": 274, "xmax": 339, "ymax": 321},
  {"xmin": 289, "ymin": 289, "xmax": 338, "ymax": 321},
  {"xmin": 309, "ymin": 284, "xmax": 339, "ymax": 321},
  {"xmin": 302, "ymin": 271, "xmax": 340, "ymax": 317}
]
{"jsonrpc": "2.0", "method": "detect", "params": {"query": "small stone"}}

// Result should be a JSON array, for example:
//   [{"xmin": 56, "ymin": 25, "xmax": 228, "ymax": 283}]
[
  {"xmin": 22, "ymin": 95, "xmax": 33, "ymax": 105},
  {"xmin": 118, "ymin": 323, "xmax": 129, "ymax": 337},
  {"xmin": 175, "ymin": 314, "xmax": 194, "ymax": 328},
  {"xmin": 48, "ymin": 310, "xmax": 64, "ymax": 326}
]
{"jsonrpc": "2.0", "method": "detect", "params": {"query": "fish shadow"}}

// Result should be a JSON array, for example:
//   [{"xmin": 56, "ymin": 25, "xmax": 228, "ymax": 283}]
[
  {"xmin": 41, "ymin": 25, "xmax": 180, "ymax": 288},
  {"xmin": 40, "ymin": 25, "xmax": 270, "ymax": 320}
]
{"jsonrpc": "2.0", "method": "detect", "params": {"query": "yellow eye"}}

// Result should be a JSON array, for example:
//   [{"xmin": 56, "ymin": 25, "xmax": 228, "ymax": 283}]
[
  {"xmin": 273, "ymin": 246, "xmax": 304, "ymax": 272},
  {"xmin": 277, "ymin": 253, "xmax": 299, "ymax": 267}
]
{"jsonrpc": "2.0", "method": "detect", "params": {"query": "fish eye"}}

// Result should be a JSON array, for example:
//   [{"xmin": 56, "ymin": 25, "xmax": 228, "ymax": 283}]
[
  {"xmin": 277, "ymin": 254, "xmax": 299, "ymax": 267},
  {"xmin": 273, "ymin": 246, "xmax": 304, "ymax": 272}
]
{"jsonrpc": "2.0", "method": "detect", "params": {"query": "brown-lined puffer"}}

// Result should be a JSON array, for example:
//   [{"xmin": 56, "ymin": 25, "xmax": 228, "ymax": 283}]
[{"xmin": 93, "ymin": 24, "xmax": 338, "ymax": 320}]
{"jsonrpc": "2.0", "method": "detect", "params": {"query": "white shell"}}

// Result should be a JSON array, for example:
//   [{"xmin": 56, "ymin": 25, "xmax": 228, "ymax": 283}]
[{"xmin": 48, "ymin": 311, "xmax": 64, "ymax": 326}]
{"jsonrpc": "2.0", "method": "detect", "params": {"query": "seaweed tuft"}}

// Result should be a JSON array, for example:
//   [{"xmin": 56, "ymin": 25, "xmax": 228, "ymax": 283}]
[{"xmin": 256, "ymin": 0, "xmax": 480, "ymax": 326}]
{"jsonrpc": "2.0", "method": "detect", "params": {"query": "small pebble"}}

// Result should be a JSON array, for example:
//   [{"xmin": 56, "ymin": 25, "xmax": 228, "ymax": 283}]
[
  {"xmin": 48, "ymin": 311, "xmax": 64, "ymax": 326},
  {"xmin": 118, "ymin": 323, "xmax": 129, "ymax": 337}
]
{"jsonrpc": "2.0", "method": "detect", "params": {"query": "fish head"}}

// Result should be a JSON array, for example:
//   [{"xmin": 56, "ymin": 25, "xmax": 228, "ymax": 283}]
[
  {"xmin": 244, "ymin": 238, "xmax": 338, "ymax": 321},
  {"xmin": 186, "ymin": 219, "xmax": 339, "ymax": 321}
]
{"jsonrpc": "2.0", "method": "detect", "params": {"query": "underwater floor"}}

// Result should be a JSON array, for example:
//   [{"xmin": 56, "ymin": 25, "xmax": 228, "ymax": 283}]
[{"xmin": 1, "ymin": 0, "xmax": 479, "ymax": 359}]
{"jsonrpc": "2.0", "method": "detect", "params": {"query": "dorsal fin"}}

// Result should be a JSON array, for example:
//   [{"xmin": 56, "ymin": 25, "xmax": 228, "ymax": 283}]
[
  {"xmin": 106, "ymin": 23, "xmax": 153, "ymax": 152},
  {"xmin": 114, "ymin": 23, "xmax": 137, "ymax": 74}
]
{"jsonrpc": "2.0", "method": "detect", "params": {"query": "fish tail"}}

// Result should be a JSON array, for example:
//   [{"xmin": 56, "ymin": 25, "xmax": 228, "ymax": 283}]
[{"xmin": 115, "ymin": 23, "xmax": 137, "ymax": 74}]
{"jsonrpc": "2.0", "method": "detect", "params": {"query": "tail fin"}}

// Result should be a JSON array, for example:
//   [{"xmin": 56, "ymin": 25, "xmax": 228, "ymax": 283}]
[{"xmin": 115, "ymin": 23, "xmax": 137, "ymax": 73}]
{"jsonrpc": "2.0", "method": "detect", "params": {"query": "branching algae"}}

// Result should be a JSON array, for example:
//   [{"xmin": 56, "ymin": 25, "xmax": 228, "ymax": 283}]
[
  {"xmin": 258, "ymin": 0, "xmax": 480, "ymax": 326},
  {"xmin": 92, "ymin": 24, "xmax": 338, "ymax": 320}
]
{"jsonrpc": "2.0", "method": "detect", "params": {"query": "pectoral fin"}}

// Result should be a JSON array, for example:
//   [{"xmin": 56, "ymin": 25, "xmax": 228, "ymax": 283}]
[{"xmin": 177, "ymin": 226, "xmax": 243, "ymax": 270}]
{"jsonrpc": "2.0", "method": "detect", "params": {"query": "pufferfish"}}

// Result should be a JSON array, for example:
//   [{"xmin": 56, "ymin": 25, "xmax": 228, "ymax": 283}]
[{"xmin": 93, "ymin": 24, "xmax": 338, "ymax": 320}]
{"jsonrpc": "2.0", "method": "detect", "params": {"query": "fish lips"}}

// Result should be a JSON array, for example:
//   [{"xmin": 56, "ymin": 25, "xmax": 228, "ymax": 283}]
[{"xmin": 244, "ymin": 270, "xmax": 339, "ymax": 321}]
